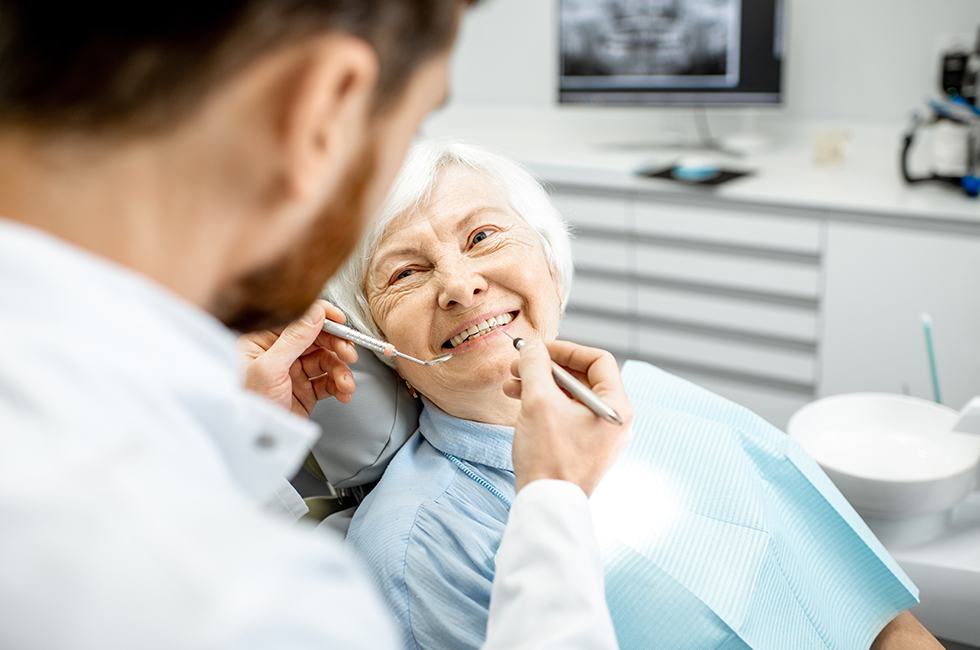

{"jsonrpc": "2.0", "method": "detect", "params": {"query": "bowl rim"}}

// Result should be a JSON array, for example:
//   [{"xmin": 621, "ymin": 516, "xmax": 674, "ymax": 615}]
[{"xmin": 788, "ymin": 392, "xmax": 979, "ymax": 483}]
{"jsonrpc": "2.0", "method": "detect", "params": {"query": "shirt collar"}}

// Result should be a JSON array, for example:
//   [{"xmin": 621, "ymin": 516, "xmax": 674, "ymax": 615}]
[
  {"xmin": 0, "ymin": 219, "xmax": 317, "ymax": 510},
  {"xmin": 418, "ymin": 397, "xmax": 515, "ymax": 472}
]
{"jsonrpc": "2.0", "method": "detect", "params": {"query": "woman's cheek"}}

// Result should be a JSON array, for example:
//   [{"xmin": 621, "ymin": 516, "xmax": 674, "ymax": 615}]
[{"xmin": 377, "ymin": 289, "xmax": 431, "ymax": 354}]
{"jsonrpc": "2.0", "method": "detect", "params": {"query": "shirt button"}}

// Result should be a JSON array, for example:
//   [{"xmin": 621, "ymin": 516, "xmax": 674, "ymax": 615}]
[{"xmin": 255, "ymin": 433, "xmax": 277, "ymax": 450}]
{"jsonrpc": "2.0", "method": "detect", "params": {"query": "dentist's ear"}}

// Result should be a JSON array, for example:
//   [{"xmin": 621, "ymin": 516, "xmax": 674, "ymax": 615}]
[{"xmin": 276, "ymin": 34, "xmax": 379, "ymax": 201}]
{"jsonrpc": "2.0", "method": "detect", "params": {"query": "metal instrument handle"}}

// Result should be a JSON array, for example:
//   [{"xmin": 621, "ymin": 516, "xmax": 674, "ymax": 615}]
[{"xmin": 321, "ymin": 319, "xmax": 391, "ymax": 356}]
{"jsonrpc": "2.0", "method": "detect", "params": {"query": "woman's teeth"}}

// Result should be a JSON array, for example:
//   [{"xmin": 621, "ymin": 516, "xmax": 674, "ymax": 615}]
[{"xmin": 448, "ymin": 312, "xmax": 514, "ymax": 348}]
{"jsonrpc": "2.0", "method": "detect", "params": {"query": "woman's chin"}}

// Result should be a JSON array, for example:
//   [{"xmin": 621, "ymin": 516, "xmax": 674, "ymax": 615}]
[{"xmin": 434, "ymin": 343, "xmax": 515, "ymax": 389}]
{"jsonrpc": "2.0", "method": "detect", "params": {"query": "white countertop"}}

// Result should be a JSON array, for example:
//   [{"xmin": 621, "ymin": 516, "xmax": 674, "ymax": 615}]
[
  {"xmin": 891, "ymin": 492, "xmax": 980, "ymax": 646},
  {"xmin": 423, "ymin": 106, "xmax": 980, "ymax": 227}
]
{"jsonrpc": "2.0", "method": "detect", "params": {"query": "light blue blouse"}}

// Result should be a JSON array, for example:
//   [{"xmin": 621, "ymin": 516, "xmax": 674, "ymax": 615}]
[
  {"xmin": 346, "ymin": 400, "xmax": 514, "ymax": 650},
  {"xmin": 346, "ymin": 362, "xmax": 918, "ymax": 650}
]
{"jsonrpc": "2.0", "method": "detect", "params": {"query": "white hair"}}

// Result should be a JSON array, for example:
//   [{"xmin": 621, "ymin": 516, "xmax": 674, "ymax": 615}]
[{"xmin": 325, "ymin": 140, "xmax": 573, "ymax": 365}]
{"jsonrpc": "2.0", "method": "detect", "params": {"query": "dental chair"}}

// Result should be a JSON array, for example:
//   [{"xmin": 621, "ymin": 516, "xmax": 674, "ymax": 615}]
[
  {"xmin": 292, "ymin": 351, "xmax": 420, "ymax": 535},
  {"xmin": 294, "ymin": 346, "xmax": 924, "ymax": 649}
]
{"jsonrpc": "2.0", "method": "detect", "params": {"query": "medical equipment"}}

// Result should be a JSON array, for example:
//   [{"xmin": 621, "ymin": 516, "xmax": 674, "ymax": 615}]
[
  {"xmin": 322, "ymin": 320, "xmax": 453, "ymax": 366},
  {"xmin": 505, "ymin": 333, "xmax": 623, "ymax": 425},
  {"xmin": 901, "ymin": 98, "xmax": 980, "ymax": 197},
  {"xmin": 941, "ymin": 27, "xmax": 979, "ymax": 106},
  {"xmin": 901, "ymin": 28, "xmax": 980, "ymax": 198}
]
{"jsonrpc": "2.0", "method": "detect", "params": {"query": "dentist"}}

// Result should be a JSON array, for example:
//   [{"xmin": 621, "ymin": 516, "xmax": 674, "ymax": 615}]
[{"xmin": 0, "ymin": 2, "xmax": 629, "ymax": 649}]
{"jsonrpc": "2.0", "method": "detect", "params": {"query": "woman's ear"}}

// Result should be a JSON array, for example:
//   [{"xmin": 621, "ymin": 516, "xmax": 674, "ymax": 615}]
[
  {"xmin": 274, "ymin": 34, "xmax": 379, "ymax": 201},
  {"xmin": 546, "ymin": 258, "xmax": 566, "ymax": 312}
]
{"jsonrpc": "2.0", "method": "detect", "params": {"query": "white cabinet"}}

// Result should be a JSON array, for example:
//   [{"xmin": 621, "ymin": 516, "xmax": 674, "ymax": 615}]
[
  {"xmin": 632, "ymin": 244, "xmax": 821, "ymax": 298},
  {"xmin": 547, "ymin": 185, "xmax": 980, "ymax": 428},
  {"xmin": 552, "ymin": 188, "xmax": 820, "ymax": 428},
  {"xmin": 632, "ymin": 200, "xmax": 822, "ymax": 254},
  {"xmin": 818, "ymin": 223, "xmax": 980, "ymax": 410}
]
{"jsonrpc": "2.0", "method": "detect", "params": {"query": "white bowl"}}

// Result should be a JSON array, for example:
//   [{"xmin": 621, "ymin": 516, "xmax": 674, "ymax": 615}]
[{"xmin": 788, "ymin": 393, "xmax": 980, "ymax": 546}]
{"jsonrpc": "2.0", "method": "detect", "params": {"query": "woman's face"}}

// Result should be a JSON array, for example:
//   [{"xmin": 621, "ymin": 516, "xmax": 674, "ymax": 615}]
[{"xmin": 365, "ymin": 165, "xmax": 562, "ymax": 415}]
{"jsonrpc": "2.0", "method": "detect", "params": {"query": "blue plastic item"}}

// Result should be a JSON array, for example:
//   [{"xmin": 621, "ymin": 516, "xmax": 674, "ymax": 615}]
[{"xmin": 962, "ymin": 174, "xmax": 980, "ymax": 197}]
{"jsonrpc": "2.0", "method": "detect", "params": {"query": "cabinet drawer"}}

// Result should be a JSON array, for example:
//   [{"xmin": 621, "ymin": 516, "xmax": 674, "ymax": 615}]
[
  {"xmin": 567, "ymin": 275, "xmax": 631, "ymax": 313},
  {"xmin": 634, "ymin": 200, "xmax": 822, "ymax": 254},
  {"xmin": 634, "ymin": 326, "xmax": 816, "ymax": 386},
  {"xmin": 551, "ymin": 192, "xmax": 630, "ymax": 231},
  {"xmin": 636, "ymin": 286, "xmax": 818, "ymax": 342},
  {"xmin": 635, "ymin": 245, "xmax": 821, "ymax": 299},
  {"xmin": 571, "ymin": 237, "xmax": 631, "ymax": 272}
]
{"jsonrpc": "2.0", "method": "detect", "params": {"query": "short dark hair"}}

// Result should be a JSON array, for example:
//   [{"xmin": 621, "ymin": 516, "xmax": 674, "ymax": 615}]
[{"xmin": 0, "ymin": 1, "xmax": 472, "ymax": 134}]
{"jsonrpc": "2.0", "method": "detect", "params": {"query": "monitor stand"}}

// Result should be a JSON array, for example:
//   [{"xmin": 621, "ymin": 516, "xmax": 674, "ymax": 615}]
[{"xmin": 599, "ymin": 108, "xmax": 771, "ymax": 159}]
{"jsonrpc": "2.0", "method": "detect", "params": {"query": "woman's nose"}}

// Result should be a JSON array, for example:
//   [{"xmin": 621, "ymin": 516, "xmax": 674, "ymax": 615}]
[{"xmin": 437, "ymin": 264, "xmax": 489, "ymax": 310}]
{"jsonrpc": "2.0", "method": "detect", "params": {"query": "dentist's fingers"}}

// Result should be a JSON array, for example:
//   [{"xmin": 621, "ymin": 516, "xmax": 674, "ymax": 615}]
[
  {"xmin": 300, "ymin": 348, "xmax": 355, "ymax": 393},
  {"xmin": 509, "ymin": 338, "xmax": 633, "ymax": 496},
  {"xmin": 264, "ymin": 301, "xmax": 332, "ymax": 367},
  {"xmin": 508, "ymin": 355, "xmax": 588, "ymax": 387},
  {"xmin": 320, "ymin": 299, "xmax": 347, "ymax": 325},
  {"xmin": 317, "ymin": 300, "xmax": 359, "ymax": 363},
  {"xmin": 317, "ymin": 329, "xmax": 358, "ymax": 364},
  {"xmin": 512, "ymin": 339, "xmax": 565, "ymax": 402},
  {"xmin": 537, "ymin": 340, "xmax": 631, "ymax": 419},
  {"xmin": 502, "ymin": 376, "xmax": 522, "ymax": 400},
  {"xmin": 312, "ymin": 375, "xmax": 353, "ymax": 404},
  {"xmin": 543, "ymin": 340, "xmax": 618, "ymax": 385},
  {"xmin": 242, "ymin": 300, "xmax": 359, "ymax": 418}
]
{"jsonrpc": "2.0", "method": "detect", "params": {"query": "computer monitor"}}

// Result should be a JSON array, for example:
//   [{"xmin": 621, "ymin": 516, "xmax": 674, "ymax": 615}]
[{"xmin": 559, "ymin": 0, "xmax": 784, "ymax": 106}]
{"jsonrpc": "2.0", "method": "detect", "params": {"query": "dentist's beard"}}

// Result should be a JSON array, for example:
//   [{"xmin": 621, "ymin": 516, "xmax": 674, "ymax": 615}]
[{"xmin": 211, "ymin": 146, "xmax": 376, "ymax": 333}]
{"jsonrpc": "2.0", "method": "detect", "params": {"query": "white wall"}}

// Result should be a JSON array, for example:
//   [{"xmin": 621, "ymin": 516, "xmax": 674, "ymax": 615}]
[{"xmin": 447, "ymin": 0, "xmax": 980, "ymax": 123}]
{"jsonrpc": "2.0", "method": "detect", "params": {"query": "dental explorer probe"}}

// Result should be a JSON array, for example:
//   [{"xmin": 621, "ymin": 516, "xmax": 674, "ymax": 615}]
[
  {"xmin": 504, "ymin": 332, "xmax": 624, "ymax": 426},
  {"xmin": 322, "ymin": 319, "xmax": 453, "ymax": 367}
]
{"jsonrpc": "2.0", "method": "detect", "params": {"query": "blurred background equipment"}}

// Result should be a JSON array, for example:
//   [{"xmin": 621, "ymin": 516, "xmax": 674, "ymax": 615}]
[{"xmin": 902, "ymin": 25, "xmax": 980, "ymax": 198}]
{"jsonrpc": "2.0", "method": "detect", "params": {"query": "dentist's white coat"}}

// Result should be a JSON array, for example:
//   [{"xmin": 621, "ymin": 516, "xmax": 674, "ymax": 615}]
[{"xmin": 0, "ymin": 219, "xmax": 617, "ymax": 650}]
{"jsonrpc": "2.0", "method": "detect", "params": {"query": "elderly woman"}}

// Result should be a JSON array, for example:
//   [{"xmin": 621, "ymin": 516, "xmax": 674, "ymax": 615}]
[{"xmin": 327, "ymin": 141, "xmax": 935, "ymax": 650}]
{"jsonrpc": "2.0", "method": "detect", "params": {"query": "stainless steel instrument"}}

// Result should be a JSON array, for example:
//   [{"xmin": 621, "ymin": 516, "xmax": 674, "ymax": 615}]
[
  {"xmin": 322, "ymin": 320, "xmax": 453, "ymax": 367},
  {"xmin": 506, "ymin": 333, "xmax": 623, "ymax": 425}
]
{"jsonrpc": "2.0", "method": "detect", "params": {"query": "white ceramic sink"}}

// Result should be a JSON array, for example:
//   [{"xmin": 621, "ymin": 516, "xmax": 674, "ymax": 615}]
[{"xmin": 789, "ymin": 394, "xmax": 980, "ymax": 547}]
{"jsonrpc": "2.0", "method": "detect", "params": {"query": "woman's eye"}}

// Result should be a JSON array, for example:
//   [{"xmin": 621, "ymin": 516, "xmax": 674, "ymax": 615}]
[
  {"xmin": 393, "ymin": 268, "xmax": 415, "ymax": 283},
  {"xmin": 471, "ymin": 230, "xmax": 493, "ymax": 246}
]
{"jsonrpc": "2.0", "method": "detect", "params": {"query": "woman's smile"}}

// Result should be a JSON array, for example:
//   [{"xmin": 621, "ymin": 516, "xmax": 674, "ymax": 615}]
[{"xmin": 441, "ymin": 309, "xmax": 520, "ymax": 353}]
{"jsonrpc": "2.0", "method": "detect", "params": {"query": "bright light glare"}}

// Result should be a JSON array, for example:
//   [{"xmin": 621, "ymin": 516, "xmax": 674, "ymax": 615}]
[{"xmin": 590, "ymin": 459, "xmax": 681, "ymax": 555}]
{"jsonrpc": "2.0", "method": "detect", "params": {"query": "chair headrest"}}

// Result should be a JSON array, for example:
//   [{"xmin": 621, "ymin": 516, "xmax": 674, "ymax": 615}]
[{"xmin": 308, "ymin": 350, "xmax": 421, "ymax": 488}]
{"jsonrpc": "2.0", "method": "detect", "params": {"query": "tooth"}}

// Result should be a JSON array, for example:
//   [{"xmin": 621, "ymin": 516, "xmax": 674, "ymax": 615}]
[{"xmin": 487, "ymin": 317, "xmax": 498, "ymax": 327}]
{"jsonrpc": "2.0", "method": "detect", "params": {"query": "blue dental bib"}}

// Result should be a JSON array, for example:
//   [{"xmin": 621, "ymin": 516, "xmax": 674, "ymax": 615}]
[{"xmin": 594, "ymin": 361, "xmax": 918, "ymax": 649}]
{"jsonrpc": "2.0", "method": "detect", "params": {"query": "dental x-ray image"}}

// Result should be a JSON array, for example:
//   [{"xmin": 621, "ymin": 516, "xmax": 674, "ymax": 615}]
[{"xmin": 561, "ymin": 0, "xmax": 742, "ymax": 89}]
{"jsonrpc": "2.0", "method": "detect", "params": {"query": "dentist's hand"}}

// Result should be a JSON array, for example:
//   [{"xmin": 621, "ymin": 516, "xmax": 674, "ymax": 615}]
[
  {"xmin": 239, "ymin": 300, "xmax": 359, "ymax": 418},
  {"xmin": 503, "ymin": 339, "xmax": 633, "ymax": 496}
]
